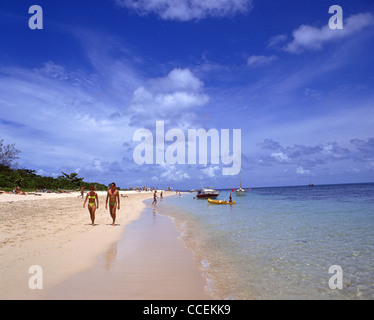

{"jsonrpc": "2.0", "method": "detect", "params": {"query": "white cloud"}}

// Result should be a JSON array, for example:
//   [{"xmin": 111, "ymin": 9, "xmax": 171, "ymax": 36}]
[
  {"xmin": 0, "ymin": 32, "xmax": 211, "ymax": 188},
  {"xmin": 0, "ymin": 59, "xmax": 135, "ymax": 176},
  {"xmin": 283, "ymin": 12, "xmax": 374, "ymax": 53},
  {"xmin": 127, "ymin": 68, "xmax": 210, "ymax": 128},
  {"xmin": 271, "ymin": 152, "xmax": 290, "ymax": 163},
  {"xmin": 202, "ymin": 165, "xmax": 220, "ymax": 178},
  {"xmin": 257, "ymin": 139, "xmax": 355, "ymax": 169},
  {"xmin": 158, "ymin": 164, "xmax": 191, "ymax": 181},
  {"xmin": 247, "ymin": 55, "xmax": 277, "ymax": 68},
  {"xmin": 77, "ymin": 159, "xmax": 125, "ymax": 182},
  {"xmin": 150, "ymin": 68, "xmax": 204, "ymax": 92},
  {"xmin": 267, "ymin": 34, "xmax": 288, "ymax": 49},
  {"xmin": 351, "ymin": 138, "xmax": 374, "ymax": 162},
  {"xmin": 115, "ymin": 0, "xmax": 252, "ymax": 21},
  {"xmin": 296, "ymin": 166, "xmax": 310, "ymax": 175}
]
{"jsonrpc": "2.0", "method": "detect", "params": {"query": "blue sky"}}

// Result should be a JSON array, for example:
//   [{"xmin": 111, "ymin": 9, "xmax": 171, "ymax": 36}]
[{"xmin": 1, "ymin": 0, "xmax": 374, "ymax": 189}]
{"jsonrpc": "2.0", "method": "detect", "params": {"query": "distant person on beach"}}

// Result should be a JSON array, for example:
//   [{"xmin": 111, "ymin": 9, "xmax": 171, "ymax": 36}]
[
  {"xmin": 58, "ymin": 189, "xmax": 70, "ymax": 193},
  {"xmin": 83, "ymin": 186, "xmax": 99, "ymax": 226},
  {"xmin": 78, "ymin": 186, "xmax": 85, "ymax": 198},
  {"xmin": 14, "ymin": 187, "xmax": 26, "ymax": 195},
  {"xmin": 160, "ymin": 190, "xmax": 163, "ymax": 200},
  {"xmin": 152, "ymin": 190, "xmax": 158, "ymax": 205},
  {"xmin": 106, "ymin": 182, "xmax": 120, "ymax": 226}
]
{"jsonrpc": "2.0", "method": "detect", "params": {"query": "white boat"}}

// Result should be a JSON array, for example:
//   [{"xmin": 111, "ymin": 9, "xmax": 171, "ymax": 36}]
[
  {"xmin": 236, "ymin": 182, "xmax": 247, "ymax": 195},
  {"xmin": 196, "ymin": 187, "xmax": 219, "ymax": 199}
]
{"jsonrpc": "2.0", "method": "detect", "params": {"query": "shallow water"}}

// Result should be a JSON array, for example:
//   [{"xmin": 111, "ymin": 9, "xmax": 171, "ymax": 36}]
[{"xmin": 157, "ymin": 184, "xmax": 374, "ymax": 300}]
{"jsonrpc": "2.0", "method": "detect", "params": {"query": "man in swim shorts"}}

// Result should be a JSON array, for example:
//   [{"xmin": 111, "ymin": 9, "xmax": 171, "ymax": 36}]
[{"xmin": 106, "ymin": 182, "xmax": 120, "ymax": 226}]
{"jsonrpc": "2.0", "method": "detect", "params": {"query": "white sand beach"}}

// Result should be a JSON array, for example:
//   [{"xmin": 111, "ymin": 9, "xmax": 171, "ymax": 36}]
[{"xmin": 0, "ymin": 191, "xmax": 211, "ymax": 300}]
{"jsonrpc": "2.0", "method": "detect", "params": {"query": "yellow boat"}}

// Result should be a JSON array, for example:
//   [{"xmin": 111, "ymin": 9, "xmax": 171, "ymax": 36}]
[{"xmin": 208, "ymin": 198, "xmax": 236, "ymax": 205}]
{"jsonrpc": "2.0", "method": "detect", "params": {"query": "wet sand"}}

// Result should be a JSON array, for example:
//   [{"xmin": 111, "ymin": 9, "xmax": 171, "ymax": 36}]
[{"xmin": 47, "ymin": 206, "xmax": 211, "ymax": 300}]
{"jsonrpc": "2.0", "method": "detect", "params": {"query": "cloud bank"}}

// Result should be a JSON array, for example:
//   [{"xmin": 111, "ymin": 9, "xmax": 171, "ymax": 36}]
[
  {"xmin": 115, "ymin": 0, "xmax": 253, "ymax": 21},
  {"xmin": 127, "ymin": 68, "xmax": 210, "ymax": 129},
  {"xmin": 269, "ymin": 12, "xmax": 374, "ymax": 53}
]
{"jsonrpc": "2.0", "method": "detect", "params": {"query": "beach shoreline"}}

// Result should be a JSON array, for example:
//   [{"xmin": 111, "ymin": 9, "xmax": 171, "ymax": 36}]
[
  {"xmin": 0, "ymin": 190, "xmax": 211, "ymax": 300},
  {"xmin": 0, "ymin": 190, "xmax": 152, "ymax": 299},
  {"xmin": 46, "ymin": 200, "xmax": 212, "ymax": 300}
]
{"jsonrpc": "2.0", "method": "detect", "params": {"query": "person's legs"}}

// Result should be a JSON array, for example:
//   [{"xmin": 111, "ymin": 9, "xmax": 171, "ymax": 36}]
[
  {"xmin": 88, "ymin": 204, "xmax": 96, "ymax": 225},
  {"xmin": 109, "ymin": 204, "xmax": 116, "ymax": 226}
]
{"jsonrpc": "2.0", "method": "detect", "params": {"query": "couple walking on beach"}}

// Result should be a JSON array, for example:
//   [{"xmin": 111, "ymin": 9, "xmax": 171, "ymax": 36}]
[{"xmin": 83, "ymin": 182, "xmax": 120, "ymax": 226}]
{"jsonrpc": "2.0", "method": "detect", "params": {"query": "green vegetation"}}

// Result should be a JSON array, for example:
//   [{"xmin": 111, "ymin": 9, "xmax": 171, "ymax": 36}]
[
  {"xmin": 0, "ymin": 164, "xmax": 108, "ymax": 192},
  {"xmin": 0, "ymin": 139, "xmax": 107, "ymax": 192}
]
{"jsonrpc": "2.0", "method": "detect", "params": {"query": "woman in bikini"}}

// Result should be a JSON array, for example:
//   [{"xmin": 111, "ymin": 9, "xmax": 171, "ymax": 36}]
[
  {"xmin": 106, "ymin": 182, "xmax": 120, "ymax": 226},
  {"xmin": 83, "ymin": 186, "xmax": 99, "ymax": 226}
]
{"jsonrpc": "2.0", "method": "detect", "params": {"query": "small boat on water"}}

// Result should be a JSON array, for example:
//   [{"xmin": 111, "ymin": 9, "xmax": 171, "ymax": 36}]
[
  {"xmin": 236, "ymin": 181, "xmax": 247, "ymax": 196},
  {"xmin": 308, "ymin": 176, "xmax": 314, "ymax": 187},
  {"xmin": 208, "ymin": 198, "xmax": 236, "ymax": 205},
  {"xmin": 196, "ymin": 187, "xmax": 219, "ymax": 199}
]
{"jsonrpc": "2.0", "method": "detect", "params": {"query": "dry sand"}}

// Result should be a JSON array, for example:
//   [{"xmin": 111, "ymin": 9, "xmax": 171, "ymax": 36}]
[{"xmin": 0, "ymin": 191, "xmax": 210, "ymax": 300}]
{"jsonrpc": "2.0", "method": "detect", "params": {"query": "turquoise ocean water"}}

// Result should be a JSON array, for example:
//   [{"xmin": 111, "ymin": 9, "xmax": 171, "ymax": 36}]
[{"xmin": 155, "ymin": 183, "xmax": 374, "ymax": 300}]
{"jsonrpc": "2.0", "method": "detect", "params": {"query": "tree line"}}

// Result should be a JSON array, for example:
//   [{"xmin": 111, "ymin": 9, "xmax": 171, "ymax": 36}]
[{"xmin": 0, "ymin": 139, "xmax": 107, "ymax": 191}]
